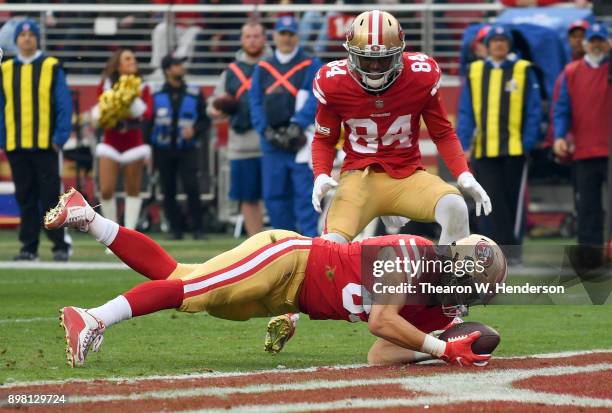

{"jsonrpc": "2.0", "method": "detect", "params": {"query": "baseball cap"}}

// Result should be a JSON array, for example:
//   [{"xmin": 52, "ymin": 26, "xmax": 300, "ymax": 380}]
[
  {"xmin": 568, "ymin": 19, "xmax": 588, "ymax": 34},
  {"xmin": 485, "ymin": 24, "xmax": 513, "ymax": 47},
  {"xmin": 274, "ymin": 16, "xmax": 298, "ymax": 34},
  {"xmin": 161, "ymin": 53, "xmax": 188, "ymax": 70},
  {"xmin": 585, "ymin": 23, "xmax": 609, "ymax": 42}
]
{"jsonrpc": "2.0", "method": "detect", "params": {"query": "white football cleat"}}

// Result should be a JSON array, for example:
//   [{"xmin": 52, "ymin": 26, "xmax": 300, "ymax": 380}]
[
  {"xmin": 264, "ymin": 313, "xmax": 297, "ymax": 353},
  {"xmin": 59, "ymin": 306, "xmax": 106, "ymax": 367},
  {"xmin": 44, "ymin": 188, "xmax": 96, "ymax": 232}
]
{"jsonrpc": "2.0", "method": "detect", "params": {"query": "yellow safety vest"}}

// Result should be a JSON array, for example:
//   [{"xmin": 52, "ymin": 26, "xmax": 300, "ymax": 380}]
[
  {"xmin": 468, "ymin": 59, "xmax": 531, "ymax": 159},
  {"xmin": 1, "ymin": 56, "xmax": 59, "ymax": 151}
]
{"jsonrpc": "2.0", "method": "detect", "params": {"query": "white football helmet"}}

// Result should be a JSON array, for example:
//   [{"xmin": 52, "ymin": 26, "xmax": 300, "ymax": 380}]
[
  {"xmin": 437, "ymin": 234, "xmax": 507, "ymax": 316},
  {"xmin": 344, "ymin": 10, "xmax": 405, "ymax": 92}
]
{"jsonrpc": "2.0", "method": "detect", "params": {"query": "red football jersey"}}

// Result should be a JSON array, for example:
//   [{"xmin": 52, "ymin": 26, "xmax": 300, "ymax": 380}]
[
  {"xmin": 312, "ymin": 52, "xmax": 468, "ymax": 179},
  {"xmin": 299, "ymin": 235, "xmax": 451, "ymax": 333}
]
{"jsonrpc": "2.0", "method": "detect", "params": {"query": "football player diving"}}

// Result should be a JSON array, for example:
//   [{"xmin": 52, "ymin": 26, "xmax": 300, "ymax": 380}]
[
  {"xmin": 45, "ymin": 188, "xmax": 505, "ymax": 368},
  {"xmin": 266, "ymin": 10, "xmax": 493, "ymax": 353}
]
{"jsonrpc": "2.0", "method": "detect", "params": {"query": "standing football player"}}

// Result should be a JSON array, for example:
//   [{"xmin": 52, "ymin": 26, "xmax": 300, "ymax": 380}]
[{"xmin": 265, "ymin": 10, "xmax": 492, "ymax": 353}]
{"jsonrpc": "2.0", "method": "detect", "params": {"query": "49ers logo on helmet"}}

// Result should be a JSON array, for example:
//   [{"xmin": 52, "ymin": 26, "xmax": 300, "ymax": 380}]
[
  {"xmin": 475, "ymin": 241, "xmax": 494, "ymax": 268},
  {"xmin": 347, "ymin": 25, "xmax": 354, "ymax": 41}
]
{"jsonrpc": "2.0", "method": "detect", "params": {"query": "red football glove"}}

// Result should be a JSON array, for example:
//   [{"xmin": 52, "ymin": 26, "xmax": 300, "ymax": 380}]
[{"xmin": 440, "ymin": 331, "xmax": 491, "ymax": 367}]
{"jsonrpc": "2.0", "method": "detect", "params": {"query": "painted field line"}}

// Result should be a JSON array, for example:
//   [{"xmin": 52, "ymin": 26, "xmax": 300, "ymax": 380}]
[
  {"xmin": 2, "ymin": 349, "xmax": 611, "ymax": 388},
  {"xmin": 0, "ymin": 262, "xmax": 129, "ymax": 270},
  {"xmin": 0, "ymin": 261, "xmax": 573, "ymax": 275},
  {"xmin": 178, "ymin": 363, "xmax": 612, "ymax": 413},
  {"xmin": 0, "ymin": 317, "xmax": 57, "ymax": 325},
  {"xmin": 59, "ymin": 363, "xmax": 612, "ymax": 405}
]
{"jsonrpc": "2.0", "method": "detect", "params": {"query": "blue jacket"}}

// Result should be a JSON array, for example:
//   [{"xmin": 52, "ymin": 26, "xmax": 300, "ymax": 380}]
[
  {"xmin": 0, "ymin": 53, "xmax": 72, "ymax": 150},
  {"xmin": 249, "ymin": 47, "xmax": 321, "ymax": 153},
  {"xmin": 150, "ymin": 82, "xmax": 205, "ymax": 150},
  {"xmin": 457, "ymin": 57, "xmax": 542, "ymax": 155}
]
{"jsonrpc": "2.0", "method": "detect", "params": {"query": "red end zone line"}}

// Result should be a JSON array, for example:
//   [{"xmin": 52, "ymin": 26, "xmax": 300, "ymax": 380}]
[
  {"xmin": 2, "ymin": 362, "xmax": 610, "ymax": 413},
  {"xmin": 0, "ymin": 353, "xmax": 612, "ymax": 412}
]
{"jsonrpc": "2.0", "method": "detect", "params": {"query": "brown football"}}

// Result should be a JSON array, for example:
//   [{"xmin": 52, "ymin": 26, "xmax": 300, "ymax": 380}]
[
  {"xmin": 212, "ymin": 94, "xmax": 239, "ymax": 114},
  {"xmin": 439, "ymin": 321, "xmax": 500, "ymax": 355}
]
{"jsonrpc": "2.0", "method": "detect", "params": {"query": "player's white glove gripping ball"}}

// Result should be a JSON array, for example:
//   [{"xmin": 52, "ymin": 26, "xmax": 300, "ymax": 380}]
[
  {"xmin": 457, "ymin": 172, "xmax": 492, "ymax": 217},
  {"xmin": 312, "ymin": 174, "xmax": 338, "ymax": 213}
]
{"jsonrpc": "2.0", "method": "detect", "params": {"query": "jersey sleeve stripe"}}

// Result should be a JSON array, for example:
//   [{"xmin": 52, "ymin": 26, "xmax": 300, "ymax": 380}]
[{"xmin": 313, "ymin": 79, "xmax": 328, "ymax": 105}]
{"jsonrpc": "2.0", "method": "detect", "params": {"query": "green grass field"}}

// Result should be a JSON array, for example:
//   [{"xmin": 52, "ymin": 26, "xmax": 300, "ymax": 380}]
[{"xmin": 0, "ymin": 231, "xmax": 610, "ymax": 384}]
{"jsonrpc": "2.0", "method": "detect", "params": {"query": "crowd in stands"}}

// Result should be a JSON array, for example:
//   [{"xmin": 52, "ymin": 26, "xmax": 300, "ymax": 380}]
[{"xmin": 1, "ymin": 0, "xmax": 592, "ymax": 77}]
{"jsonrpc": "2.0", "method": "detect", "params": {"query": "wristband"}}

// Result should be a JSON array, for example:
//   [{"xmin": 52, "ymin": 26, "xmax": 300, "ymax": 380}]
[{"xmin": 421, "ymin": 334, "xmax": 446, "ymax": 357}]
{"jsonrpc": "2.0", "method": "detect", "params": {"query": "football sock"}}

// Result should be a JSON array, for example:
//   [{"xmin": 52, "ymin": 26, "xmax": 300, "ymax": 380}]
[
  {"xmin": 100, "ymin": 197, "xmax": 117, "ymax": 223},
  {"xmin": 109, "ymin": 227, "xmax": 177, "ymax": 280},
  {"xmin": 89, "ymin": 295, "xmax": 132, "ymax": 327},
  {"xmin": 88, "ymin": 214, "xmax": 119, "ymax": 246},
  {"xmin": 124, "ymin": 196, "xmax": 142, "ymax": 230},
  {"xmin": 435, "ymin": 194, "xmax": 469, "ymax": 245},
  {"xmin": 122, "ymin": 279, "xmax": 184, "ymax": 317}
]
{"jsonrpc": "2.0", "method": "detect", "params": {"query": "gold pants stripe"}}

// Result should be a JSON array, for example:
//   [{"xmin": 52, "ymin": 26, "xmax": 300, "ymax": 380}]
[{"xmin": 168, "ymin": 230, "xmax": 311, "ymax": 320}]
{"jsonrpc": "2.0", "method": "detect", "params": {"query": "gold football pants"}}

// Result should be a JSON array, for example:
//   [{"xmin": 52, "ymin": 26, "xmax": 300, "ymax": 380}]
[
  {"xmin": 325, "ymin": 169, "xmax": 461, "ymax": 241},
  {"xmin": 167, "ymin": 230, "xmax": 311, "ymax": 320}
]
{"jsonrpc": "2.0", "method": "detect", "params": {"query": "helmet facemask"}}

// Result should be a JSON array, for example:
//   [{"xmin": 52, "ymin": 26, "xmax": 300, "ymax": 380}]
[
  {"xmin": 344, "ymin": 10, "xmax": 406, "ymax": 93},
  {"xmin": 345, "ymin": 47, "xmax": 404, "ymax": 92}
]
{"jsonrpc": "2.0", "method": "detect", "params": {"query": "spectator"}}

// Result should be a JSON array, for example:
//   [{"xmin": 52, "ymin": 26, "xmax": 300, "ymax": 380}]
[
  {"xmin": 208, "ymin": 20, "xmax": 271, "ymax": 236},
  {"xmin": 150, "ymin": 0, "xmax": 201, "ymax": 75},
  {"xmin": 149, "ymin": 54, "xmax": 208, "ymax": 240},
  {"xmin": 553, "ymin": 23, "xmax": 611, "ymax": 247},
  {"xmin": 91, "ymin": 49, "xmax": 152, "ymax": 232},
  {"xmin": 249, "ymin": 16, "xmax": 321, "ymax": 236},
  {"xmin": 567, "ymin": 19, "xmax": 588, "ymax": 62},
  {"xmin": 0, "ymin": 20, "xmax": 73, "ymax": 261},
  {"xmin": 457, "ymin": 25, "xmax": 542, "ymax": 265},
  {"xmin": 544, "ymin": 19, "xmax": 589, "ymax": 155}
]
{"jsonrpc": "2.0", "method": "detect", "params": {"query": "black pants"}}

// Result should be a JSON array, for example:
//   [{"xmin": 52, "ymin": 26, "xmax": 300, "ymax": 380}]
[
  {"xmin": 7, "ymin": 150, "xmax": 71, "ymax": 254},
  {"xmin": 574, "ymin": 157, "xmax": 608, "ymax": 246},
  {"xmin": 473, "ymin": 156, "xmax": 527, "ymax": 256},
  {"xmin": 154, "ymin": 148, "xmax": 203, "ymax": 234}
]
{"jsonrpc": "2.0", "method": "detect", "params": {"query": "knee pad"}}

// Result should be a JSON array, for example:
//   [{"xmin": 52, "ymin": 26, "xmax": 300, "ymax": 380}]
[
  {"xmin": 435, "ymin": 194, "xmax": 469, "ymax": 243},
  {"xmin": 436, "ymin": 194, "xmax": 468, "ymax": 222}
]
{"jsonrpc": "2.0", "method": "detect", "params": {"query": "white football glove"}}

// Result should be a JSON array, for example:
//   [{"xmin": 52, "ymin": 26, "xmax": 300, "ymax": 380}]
[
  {"xmin": 312, "ymin": 174, "xmax": 338, "ymax": 213},
  {"xmin": 457, "ymin": 172, "xmax": 492, "ymax": 217},
  {"xmin": 381, "ymin": 216, "xmax": 410, "ymax": 230}
]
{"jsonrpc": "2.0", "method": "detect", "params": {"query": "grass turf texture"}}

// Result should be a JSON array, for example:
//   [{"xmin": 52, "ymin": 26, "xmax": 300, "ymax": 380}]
[{"xmin": 0, "ymin": 232, "xmax": 610, "ymax": 383}]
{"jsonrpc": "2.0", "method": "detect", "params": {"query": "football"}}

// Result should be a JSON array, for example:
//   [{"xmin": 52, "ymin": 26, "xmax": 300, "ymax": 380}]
[
  {"xmin": 439, "ymin": 321, "xmax": 500, "ymax": 355},
  {"xmin": 212, "ymin": 93, "xmax": 239, "ymax": 114}
]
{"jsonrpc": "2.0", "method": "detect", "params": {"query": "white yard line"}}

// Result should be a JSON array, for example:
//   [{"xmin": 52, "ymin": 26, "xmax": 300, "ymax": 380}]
[
  {"xmin": 0, "ymin": 261, "xmax": 569, "ymax": 275},
  {"xmin": 0, "ymin": 317, "xmax": 57, "ymax": 325},
  {"xmin": 0, "ymin": 262, "xmax": 129, "ymax": 270},
  {"xmin": 2, "ymin": 350, "xmax": 611, "ymax": 388}
]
